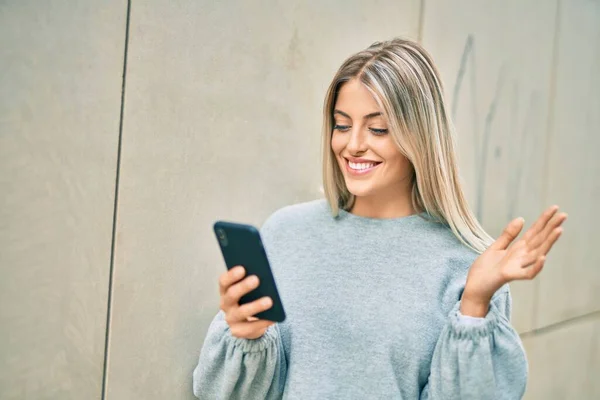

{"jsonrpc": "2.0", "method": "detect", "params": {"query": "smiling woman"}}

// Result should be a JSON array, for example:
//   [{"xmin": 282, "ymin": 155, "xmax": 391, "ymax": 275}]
[
  {"xmin": 330, "ymin": 78, "xmax": 415, "ymax": 218},
  {"xmin": 321, "ymin": 39, "xmax": 496, "ymax": 255},
  {"xmin": 192, "ymin": 37, "xmax": 567, "ymax": 400}
]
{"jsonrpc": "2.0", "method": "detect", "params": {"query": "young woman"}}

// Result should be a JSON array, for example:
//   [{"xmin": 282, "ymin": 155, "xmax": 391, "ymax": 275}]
[{"xmin": 193, "ymin": 37, "xmax": 567, "ymax": 399}]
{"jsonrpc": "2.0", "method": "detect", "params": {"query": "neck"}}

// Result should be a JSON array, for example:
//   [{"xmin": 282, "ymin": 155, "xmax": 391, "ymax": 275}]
[{"xmin": 350, "ymin": 191, "xmax": 415, "ymax": 219}]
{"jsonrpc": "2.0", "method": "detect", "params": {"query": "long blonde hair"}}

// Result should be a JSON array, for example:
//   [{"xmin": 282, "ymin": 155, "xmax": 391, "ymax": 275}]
[{"xmin": 321, "ymin": 37, "xmax": 494, "ymax": 254}]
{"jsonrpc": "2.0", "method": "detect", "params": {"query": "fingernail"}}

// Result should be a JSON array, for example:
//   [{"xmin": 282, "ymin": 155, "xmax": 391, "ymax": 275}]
[
  {"xmin": 234, "ymin": 267, "xmax": 244, "ymax": 276},
  {"xmin": 262, "ymin": 297, "xmax": 272, "ymax": 306}
]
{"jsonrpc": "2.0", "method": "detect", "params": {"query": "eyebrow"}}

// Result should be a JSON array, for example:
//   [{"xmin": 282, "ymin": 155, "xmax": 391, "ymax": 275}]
[{"xmin": 333, "ymin": 109, "xmax": 383, "ymax": 120}]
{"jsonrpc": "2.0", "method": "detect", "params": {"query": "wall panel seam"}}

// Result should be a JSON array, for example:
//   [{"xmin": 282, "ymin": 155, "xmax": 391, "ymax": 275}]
[
  {"xmin": 417, "ymin": 0, "xmax": 425, "ymax": 43},
  {"xmin": 520, "ymin": 309, "xmax": 600, "ymax": 339},
  {"xmin": 532, "ymin": 0, "xmax": 561, "ymax": 330},
  {"xmin": 101, "ymin": 1, "xmax": 132, "ymax": 398}
]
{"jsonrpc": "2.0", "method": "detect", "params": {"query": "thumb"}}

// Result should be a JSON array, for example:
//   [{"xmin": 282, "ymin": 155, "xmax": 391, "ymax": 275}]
[{"xmin": 489, "ymin": 217, "xmax": 525, "ymax": 251}]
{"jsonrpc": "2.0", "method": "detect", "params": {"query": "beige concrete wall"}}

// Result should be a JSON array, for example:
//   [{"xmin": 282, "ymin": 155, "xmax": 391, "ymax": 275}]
[
  {"xmin": 0, "ymin": 1, "xmax": 126, "ymax": 398},
  {"xmin": 421, "ymin": 0, "xmax": 558, "ymax": 335},
  {"xmin": 1, "ymin": 1, "xmax": 598, "ymax": 399},
  {"xmin": 521, "ymin": 1, "xmax": 600, "ymax": 397},
  {"xmin": 421, "ymin": 1, "xmax": 600, "ymax": 398},
  {"xmin": 104, "ymin": 2, "xmax": 420, "ymax": 398}
]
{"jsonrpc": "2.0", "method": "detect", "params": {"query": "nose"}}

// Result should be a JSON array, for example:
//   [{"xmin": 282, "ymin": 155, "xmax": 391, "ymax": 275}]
[{"xmin": 345, "ymin": 126, "xmax": 368, "ymax": 155}]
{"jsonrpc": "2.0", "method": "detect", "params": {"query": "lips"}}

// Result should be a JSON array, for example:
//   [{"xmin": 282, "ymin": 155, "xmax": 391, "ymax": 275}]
[
  {"xmin": 344, "ymin": 156, "xmax": 381, "ymax": 164},
  {"xmin": 344, "ymin": 158, "xmax": 382, "ymax": 175},
  {"xmin": 349, "ymin": 161, "xmax": 380, "ymax": 169}
]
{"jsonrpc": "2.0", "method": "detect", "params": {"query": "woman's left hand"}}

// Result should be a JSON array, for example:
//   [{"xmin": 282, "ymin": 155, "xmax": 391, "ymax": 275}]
[{"xmin": 460, "ymin": 205, "xmax": 568, "ymax": 317}]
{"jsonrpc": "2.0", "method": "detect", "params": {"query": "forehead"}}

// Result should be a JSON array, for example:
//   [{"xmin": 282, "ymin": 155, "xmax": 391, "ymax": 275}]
[{"xmin": 334, "ymin": 78, "xmax": 383, "ymax": 116}]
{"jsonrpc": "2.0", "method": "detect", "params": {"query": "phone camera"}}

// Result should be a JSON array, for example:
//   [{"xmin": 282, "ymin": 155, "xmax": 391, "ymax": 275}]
[{"xmin": 216, "ymin": 228, "xmax": 228, "ymax": 247}]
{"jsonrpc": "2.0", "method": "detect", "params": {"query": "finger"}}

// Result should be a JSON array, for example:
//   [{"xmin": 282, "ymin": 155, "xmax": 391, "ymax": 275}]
[
  {"xmin": 219, "ymin": 265, "xmax": 246, "ymax": 296},
  {"xmin": 223, "ymin": 274, "xmax": 260, "ymax": 308},
  {"xmin": 489, "ymin": 217, "xmax": 525, "ymax": 251},
  {"xmin": 232, "ymin": 296, "xmax": 273, "ymax": 323},
  {"xmin": 519, "ymin": 255, "xmax": 546, "ymax": 280},
  {"xmin": 522, "ymin": 205, "xmax": 559, "ymax": 242},
  {"xmin": 537, "ymin": 226, "xmax": 564, "ymax": 256},
  {"xmin": 529, "ymin": 212, "xmax": 567, "ymax": 251},
  {"xmin": 229, "ymin": 319, "xmax": 275, "ymax": 338}
]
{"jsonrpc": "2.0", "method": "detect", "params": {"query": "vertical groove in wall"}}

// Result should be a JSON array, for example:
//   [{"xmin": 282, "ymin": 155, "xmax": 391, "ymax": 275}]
[
  {"xmin": 532, "ymin": 0, "xmax": 561, "ymax": 330},
  {"xmin": 101, "ymin": 0, "xmax": 131, "ymax": 398},
  {"xmin": 584, "ymin": 319, "xmax": 600, "ymax": 391},
  {"xmin": 417, "ymin": 0, "xmax": 425, "ymax": 43}
]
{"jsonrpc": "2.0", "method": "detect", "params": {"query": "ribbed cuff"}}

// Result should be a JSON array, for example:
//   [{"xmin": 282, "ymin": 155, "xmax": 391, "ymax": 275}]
[
  {"xmin": 457, "ymin": 313, "xmax": 486, "ymax": 325},
  {"xmin": 448, "ymin": 300, "xmax": 499, "ymax": 339},
  {"xmin": 225, "ymin": 319, "xmax": 279, "ymax": 354}
]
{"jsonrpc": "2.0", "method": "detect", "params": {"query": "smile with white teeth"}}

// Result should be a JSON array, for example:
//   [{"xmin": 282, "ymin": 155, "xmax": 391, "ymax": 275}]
[{"xmin": 348, "ymin": 161, "xmax": 378, "ymax": 170}]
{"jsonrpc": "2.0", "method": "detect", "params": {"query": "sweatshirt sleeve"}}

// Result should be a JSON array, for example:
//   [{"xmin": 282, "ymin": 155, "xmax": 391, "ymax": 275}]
[
  {"xmin": 420, "ymin": 286, "xmax": 528, "ymax": 400},
  {"xmin": 192, "ymin": 309, "xmax": 287, "ymax": 399}
]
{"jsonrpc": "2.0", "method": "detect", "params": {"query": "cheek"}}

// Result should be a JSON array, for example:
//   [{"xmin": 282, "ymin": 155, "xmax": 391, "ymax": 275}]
[
  {"xmin": 330, "ymin": 133, "xmax": 344, "ymax": 154},
  {"xmin": 383, "ymin": 152, "xmax": 412, "ymax": 176}
]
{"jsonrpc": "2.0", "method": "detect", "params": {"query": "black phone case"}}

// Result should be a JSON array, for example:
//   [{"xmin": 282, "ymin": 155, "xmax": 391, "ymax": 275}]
[{"xmin": 213, "ymin": 221, "xmax": 286, "ymax": 322}]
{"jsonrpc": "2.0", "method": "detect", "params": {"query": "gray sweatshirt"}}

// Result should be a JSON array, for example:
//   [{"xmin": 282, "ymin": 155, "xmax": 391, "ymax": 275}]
[{"xmin": 193, "ymin": 199, "xmax": 528, "ymax": 399}]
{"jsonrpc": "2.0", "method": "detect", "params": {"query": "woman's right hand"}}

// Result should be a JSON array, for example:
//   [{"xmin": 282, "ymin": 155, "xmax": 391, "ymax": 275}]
[{"xmin": 219, "ymin": 265, "xmax": 276, "ymax": 339}]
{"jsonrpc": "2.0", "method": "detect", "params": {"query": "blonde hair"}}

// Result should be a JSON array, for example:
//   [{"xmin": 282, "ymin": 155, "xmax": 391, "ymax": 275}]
[{"xmin": 321, "ymin": 37, "xmax": 493, "ymax": 254}]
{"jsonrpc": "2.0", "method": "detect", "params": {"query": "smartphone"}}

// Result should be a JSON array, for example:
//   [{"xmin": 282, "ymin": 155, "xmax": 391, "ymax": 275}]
[{"xmin": 213, "ymin": 221, "xmax": 286, "ymax": 322}]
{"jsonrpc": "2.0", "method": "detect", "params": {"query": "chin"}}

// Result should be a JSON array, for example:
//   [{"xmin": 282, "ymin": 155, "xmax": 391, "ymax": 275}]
[{"xmin": 344, "ymin": 181, "xmax": 376, "ymax": 198}]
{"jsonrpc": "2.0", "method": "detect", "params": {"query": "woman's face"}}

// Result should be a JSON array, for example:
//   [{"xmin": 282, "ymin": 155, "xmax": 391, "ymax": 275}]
[{"xmin": 331, "ymin": 78, "xmax": 414, "ymax": 200}]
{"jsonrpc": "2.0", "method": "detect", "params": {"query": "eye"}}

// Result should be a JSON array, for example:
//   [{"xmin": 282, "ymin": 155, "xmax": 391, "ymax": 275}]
[
  {"xmin": 369, "ymin": 128, "xmax": 388, "ymax": 136},
  {"xmin": 333, "ymin": 124, "xmax": 351, "ymax": 132}
]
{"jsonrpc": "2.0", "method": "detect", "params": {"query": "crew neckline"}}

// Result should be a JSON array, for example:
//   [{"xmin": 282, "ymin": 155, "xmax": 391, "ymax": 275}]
[{"xmin": 336, "ymin": 207, "xmax": 429, "ymax": 224}]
